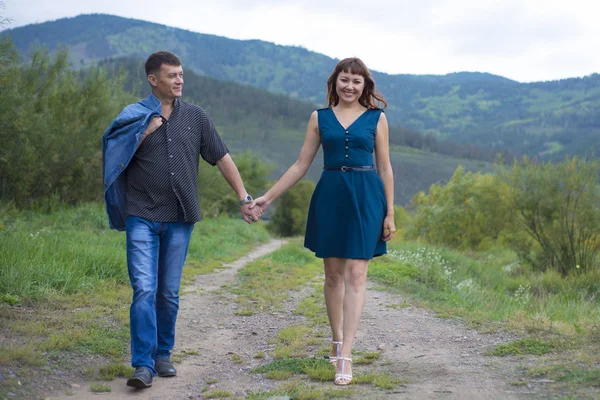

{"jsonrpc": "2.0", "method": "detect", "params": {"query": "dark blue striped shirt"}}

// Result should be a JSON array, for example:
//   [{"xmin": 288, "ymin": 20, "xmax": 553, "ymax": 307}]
[{"xmin": 126, "ymin": 99, "xmax": 229, "ymax": 223}]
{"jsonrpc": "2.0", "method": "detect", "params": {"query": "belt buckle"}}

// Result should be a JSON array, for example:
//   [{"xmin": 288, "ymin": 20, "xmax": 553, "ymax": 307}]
[{"xmin": 341, "ymin": 166, "xmax": 348, "ymax": 172}]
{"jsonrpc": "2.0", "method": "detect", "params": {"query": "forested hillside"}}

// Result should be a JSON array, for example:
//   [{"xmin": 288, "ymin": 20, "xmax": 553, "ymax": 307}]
[{"xmin": 4, "ymin": 14, "xmax": 599, "ymax": 158}]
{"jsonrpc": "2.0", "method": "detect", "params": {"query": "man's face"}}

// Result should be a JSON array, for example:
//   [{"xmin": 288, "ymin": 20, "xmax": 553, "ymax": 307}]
[{"xmin": 150, "ymin": 64, "xmax": 184, "ymax": 99}]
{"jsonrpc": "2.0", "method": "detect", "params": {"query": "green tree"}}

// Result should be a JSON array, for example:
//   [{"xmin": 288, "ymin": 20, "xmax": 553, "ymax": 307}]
[
  {"xmin": 498, "ymin": 157, "xmax": 600, "ymax": 274},
  {"xmin": 269, "ymin": 180, "xmax": 315, "ymax": 237},
  {"xmin": 197, "ymin": 151, "xmax": 275, "ymax": 218},
  {"xmin": 0, "ymin": 39, "xmax": 134, "ymax": 207},
  {"xmin": 407, "ymin": 166, "xmax": 513, "ymax": 249}
]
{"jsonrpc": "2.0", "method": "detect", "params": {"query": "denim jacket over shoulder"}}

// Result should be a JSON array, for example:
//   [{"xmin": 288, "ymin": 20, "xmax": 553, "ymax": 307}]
[{"xmin": 102, "ymin": 94, "xmax": 162, "ymax": 231}]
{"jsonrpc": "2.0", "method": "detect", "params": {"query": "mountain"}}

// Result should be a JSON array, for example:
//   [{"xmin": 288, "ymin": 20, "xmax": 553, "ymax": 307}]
[{"xmin": 3, "ymin": 14, "xmax": 599, "ymax": 159}]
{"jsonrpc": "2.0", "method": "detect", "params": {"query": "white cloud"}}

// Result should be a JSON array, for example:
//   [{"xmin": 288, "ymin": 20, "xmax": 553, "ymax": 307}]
[{"xmin": 3, "ymin": 0, "xmax": 599, "ymax": 82}]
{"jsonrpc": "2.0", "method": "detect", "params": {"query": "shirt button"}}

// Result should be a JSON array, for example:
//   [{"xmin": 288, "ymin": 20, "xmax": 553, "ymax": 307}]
[
  {"xmin": 345, "ymin": 146, "xmax": 348, "ymax": 149},
  {"xmin": 169, "ymin": 155, "xmax": 173, "ymax": 158},
  {"xmin": 345, "ymin": 154, "xmax": 349, "ymax": 158},
  {"xmin": 119, "ymin": 163, "xmax": 124, "ymax": 168},
  {"xmin": 345, "ymin": 130, "xmax": 349, "ymax": 135},
  {"xmin": 168, "ymin": 138, "xmax": 172, "ymax": 142},
  {"xmin": 171, "ymin": 172, "xmax": 174, "ymax": 176},
  {"xmin": 346, "ymin": 138, "xmax": 349, "ymax": 142}
]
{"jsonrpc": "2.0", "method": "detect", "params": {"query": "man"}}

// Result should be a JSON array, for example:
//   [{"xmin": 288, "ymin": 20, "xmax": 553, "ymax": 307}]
[{"xmin": 101, "ymin": 51, "xmax": 262, "ymax": 389}]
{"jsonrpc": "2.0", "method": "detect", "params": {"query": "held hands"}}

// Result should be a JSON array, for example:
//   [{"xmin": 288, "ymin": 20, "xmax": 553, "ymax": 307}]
[
  {"xmin": 382, "ymin": 215, "xmax": 396, "ymax": 241},
  {"xmin": 243, "ymin": 196, "xmax": 270, "ymax": 224},
  {"xmin": 241, "ymin": 203, "xmax": 263, "ymax": 224},
  {"xmin": 249, "ymin": 196, "xmax": 270, "ymax": 215}
]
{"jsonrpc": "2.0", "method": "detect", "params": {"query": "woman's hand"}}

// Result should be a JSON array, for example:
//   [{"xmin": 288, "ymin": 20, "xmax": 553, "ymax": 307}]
[
  {"xmin": 250, "ymin": 196, "xmax": 270, "ymax": 214},
  {"xmin": 382, "ymin": 215, "xmax": 396, "ymax": 241}
]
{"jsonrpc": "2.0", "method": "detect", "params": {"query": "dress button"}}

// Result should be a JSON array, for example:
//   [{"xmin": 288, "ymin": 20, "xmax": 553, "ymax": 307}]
[{"xmin": 345, "ymin": 130, "xmax": 349, "ymax": 134}]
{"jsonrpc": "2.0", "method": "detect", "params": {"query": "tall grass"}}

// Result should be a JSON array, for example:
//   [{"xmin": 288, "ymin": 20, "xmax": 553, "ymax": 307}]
[
  {"xmin": 370, "ymin": 241, "xmax": 600, "ymax": 335},
  {"xmin": 0, "ymin": 203, "xmax": 270, "ymax": 300}
]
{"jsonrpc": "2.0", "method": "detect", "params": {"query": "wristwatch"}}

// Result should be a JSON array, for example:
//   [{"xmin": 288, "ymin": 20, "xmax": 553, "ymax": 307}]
[{"xmin": 239, "ymin": 194, "xmax": 253, "ymax": 206}]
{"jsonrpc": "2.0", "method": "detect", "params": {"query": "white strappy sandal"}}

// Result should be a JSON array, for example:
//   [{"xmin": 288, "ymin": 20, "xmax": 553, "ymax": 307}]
[
  {"xmin": 334, "ymin": 357, "xmax": 352, "ymax": 386},
  {"xmin": 328, "ymin": 341, "xmax": 342, "ymax": 366}
]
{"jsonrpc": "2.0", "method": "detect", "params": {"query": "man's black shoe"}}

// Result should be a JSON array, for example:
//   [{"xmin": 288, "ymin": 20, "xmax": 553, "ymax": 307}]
[
  {"xmin": 126, "ymin": 367, "xmax": 153, "ymax": 389},
  {"xmin": 155, "ymin": 359, "xmax": 177, "ymax": 377}
]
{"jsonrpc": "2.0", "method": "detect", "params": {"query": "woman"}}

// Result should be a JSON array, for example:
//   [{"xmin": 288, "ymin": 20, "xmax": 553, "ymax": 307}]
[{"xmin": 251, "ymin": 57, "xmax": 395, "ymax": 385}]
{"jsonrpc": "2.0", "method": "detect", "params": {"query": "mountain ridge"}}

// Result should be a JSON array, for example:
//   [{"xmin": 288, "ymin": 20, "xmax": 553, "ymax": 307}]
[{"xmin": 3, "ymin": 13, "xmax": 599, "ymax": 159}]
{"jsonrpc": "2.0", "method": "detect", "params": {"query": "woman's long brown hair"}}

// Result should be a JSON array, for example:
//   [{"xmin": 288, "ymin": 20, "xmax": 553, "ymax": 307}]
[{"xmin": 326, "ymin": 57, "xmax": 387, "ymax": 109}]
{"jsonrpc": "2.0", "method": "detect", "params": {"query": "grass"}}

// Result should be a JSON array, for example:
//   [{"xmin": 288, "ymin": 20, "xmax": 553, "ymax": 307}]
[
  {"xmin": 204, "ymin": 389, "xmax": 233, "ymax": 398},
  {"xmin": 487, "ymin": 338, "xmax": 557, "ymax": 356},
  {"xmin": 370, "ymin": 241, "xmax": 600, "ymax": 335},
  {"xmin": 353, "ymin": 372, "xmax": 406, "ymax": 389},
  {"xmin": 171, "ymin": 349, "xmax": 200, "ymax": 364},
  {"xmin": 230, "ymin": 241, "xmax": 321, "ymax": 315},
  {"xmin": 353, "ymin": 352, "xmax": 381, "ymax": 365},
  {"xmin": 231, "ymin": 353, "xmax": 244, "ymax": 364},
  {"xmin": 252, "ymin": 358, "xmax": 331, "ymax": 375},
  {"xmin": 0, "ymin": 203, "xmax": 271, "ymax": 393},
  {"xmin": 368, "ymin": 239, "xmax": 600, "ymax": 394},
  {"xmin": 0, "ymin": 203, "xmax": 270, "ymax": 299},
  {"xmin": 97, "ymin": 362, "xmax": 134, "ymax": 380},
  {"xmin": 0, "ymin": 344, "xmax": 45, "ymax": 367},
  {"xmin": 89, "ymin": 383, "xmax": 111, "ymax": 393},
  {"xmin": 265, "ymin": 370, "xmax": 294, "ymax": 380},
  {"xmin": 246, "ymin": 381, "xmax": 354, "ymax": 400},
  {"xmin": 527, "ymin": 362, "xmax": 600, "ymax": 385}
]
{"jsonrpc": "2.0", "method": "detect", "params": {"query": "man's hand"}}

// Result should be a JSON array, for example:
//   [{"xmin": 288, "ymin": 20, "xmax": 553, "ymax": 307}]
[
  {"xmin": 141, "ymin": 116, "xmax": 163, "ymax": 141},
  {"xmin": 241, "ymin": 203, "xmax": 263, "ymax": 224}
]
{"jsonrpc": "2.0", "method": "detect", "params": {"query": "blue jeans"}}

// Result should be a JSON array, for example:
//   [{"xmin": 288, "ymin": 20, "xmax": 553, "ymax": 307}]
[{"xmin": 126, "ymin": 215, "xmax": 194, "ymax": 375}]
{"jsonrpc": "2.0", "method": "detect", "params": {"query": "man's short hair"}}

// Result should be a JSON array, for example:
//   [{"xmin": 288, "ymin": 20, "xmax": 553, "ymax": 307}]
[{"xmin": 145, "ymin": 51, "xmax": 182, "ymax": 76}]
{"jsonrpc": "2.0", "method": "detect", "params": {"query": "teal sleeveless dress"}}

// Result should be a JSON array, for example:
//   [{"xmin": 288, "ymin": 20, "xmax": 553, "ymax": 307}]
[{"xmin": 304, "ymin": 108, "xmax": 387, "ymax": 259}]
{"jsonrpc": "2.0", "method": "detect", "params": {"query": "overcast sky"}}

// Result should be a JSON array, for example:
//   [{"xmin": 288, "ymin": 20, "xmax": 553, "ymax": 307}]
[{"xmin": 2, "ymin": 0, "xmax": 599, "ymax": 82}]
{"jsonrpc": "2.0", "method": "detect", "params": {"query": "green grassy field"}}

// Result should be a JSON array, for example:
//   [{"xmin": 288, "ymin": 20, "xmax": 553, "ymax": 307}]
[{"xmin": 0, "ymin": 203, "xmax": 270, "ymax": 394}]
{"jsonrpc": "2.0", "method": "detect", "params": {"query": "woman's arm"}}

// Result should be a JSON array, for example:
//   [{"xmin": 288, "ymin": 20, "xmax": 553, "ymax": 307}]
[
  {"xmin": 252, "ymin": 111, "xmax": 321, "ymax": 209},
  {"xmin": 374, "ymin": 112, "xmax": 396, "ymax": 241}
]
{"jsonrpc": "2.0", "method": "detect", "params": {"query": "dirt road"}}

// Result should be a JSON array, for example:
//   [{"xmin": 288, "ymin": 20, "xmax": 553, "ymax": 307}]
[{"xmin": 47, "ymin": 240, "xmax": 549, "ymax": 400}]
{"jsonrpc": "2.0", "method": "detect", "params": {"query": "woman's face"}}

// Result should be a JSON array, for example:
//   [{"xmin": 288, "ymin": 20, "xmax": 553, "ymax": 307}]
[{"xmin": 335, "ymin": 71, "xmax": 365, "ymax": 105}]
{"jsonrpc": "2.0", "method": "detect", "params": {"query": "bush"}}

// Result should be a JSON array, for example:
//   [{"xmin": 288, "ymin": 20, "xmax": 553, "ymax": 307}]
[
  {"xmin": 0, "ymin": 39, "xmax": 134, "ymax": 207},
  {"xmin": 498, "ymin": 157, "xmax": 600, "ymax": 274},
  {"xmin": 197, "ymin": 151, "xmax": 274, "ymax": 217},
  {"xmin": 393, "ymin": 205, "xmax": 411, "ymax": 241},
  {"xmin": 268, "ymin": 180, "xmax": 315, "ymax": 237},
  {"xmin": 406, "ymin": 166, "xmax": 513, "ymax": 249}
]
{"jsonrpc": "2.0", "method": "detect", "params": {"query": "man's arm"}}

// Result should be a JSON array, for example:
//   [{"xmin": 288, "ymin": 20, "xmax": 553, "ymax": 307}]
[{"xmin": 216, "ymin": 153, "xmax": 261, "ymax": 224}]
